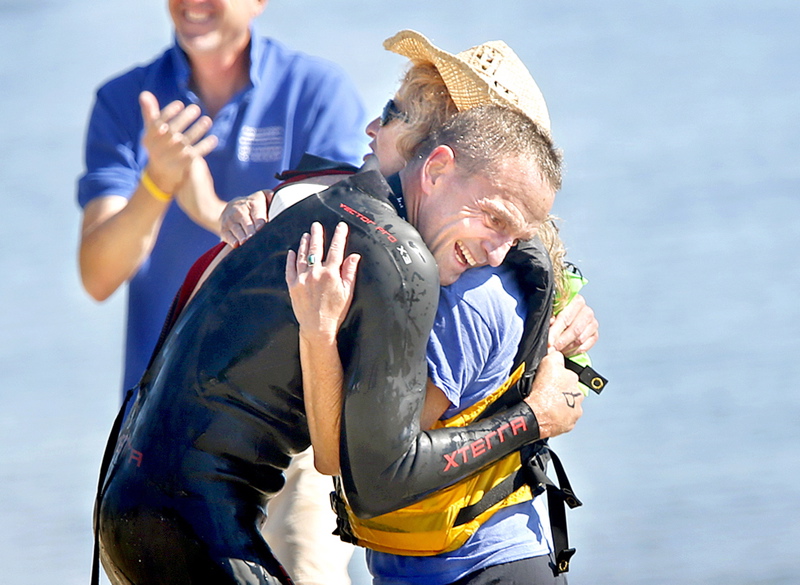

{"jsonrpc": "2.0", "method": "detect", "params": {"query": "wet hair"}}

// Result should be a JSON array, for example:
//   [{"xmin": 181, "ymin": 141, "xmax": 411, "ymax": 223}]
[{"xmin": 416, "ymin": 104, "xmax": 562, "ymax": 193}]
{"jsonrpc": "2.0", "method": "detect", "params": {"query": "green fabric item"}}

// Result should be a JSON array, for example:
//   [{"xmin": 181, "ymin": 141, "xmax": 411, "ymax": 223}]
[{"xmin": 557, "ymin": 270, "xmax": 592, "ymax": 397}]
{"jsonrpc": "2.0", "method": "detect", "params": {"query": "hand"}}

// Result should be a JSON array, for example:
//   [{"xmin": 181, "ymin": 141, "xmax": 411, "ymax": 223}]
[
  {"xmin": 524, "ymin": 349, "xmax": 583, "ymax": 439},
  {"xmin": 286, "ymin": 222, "xmax": 361, "ymax": 341},
  {"xmin": 549, "ymin": 294, "xmax": 599, "ymax": 357},
  {"xmin": 220, "ymin": 190, "xmax": 272, "ymax": 247},
  {"xmin": 139, "ymin": 90, "xmax": 218, "ymax": 194}
]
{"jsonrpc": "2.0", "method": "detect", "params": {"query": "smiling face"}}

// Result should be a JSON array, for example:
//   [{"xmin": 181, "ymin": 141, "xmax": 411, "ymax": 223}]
[
  {"xmin": 169, "ymin": 0, "xmax": 266, "ymax": 56},
  {"xmin": 410, "ymin": 146, "xmax": 555, "ymax": 286}
]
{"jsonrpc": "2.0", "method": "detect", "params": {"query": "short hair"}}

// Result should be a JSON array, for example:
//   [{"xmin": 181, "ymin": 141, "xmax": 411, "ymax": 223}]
[
  {"xmin": 397, "ymin": 79, "xmax": 571, "ymax": 302},
  {"xmin": 415, "ymin": 103, "xmax": 563, "ymax": 193},
  {"xmin": 414, "ymin": 105, "xmax": 570, "ymax": 300},
  {"xmin": 393, "ymin": 62, "xmax": 459, "ymax": 162}
]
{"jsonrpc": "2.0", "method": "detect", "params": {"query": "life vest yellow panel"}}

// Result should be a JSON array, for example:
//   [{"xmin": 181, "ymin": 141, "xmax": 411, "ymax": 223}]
[{"xmin": 335, "ymin": 363, "xmax": 534, "ymax": 556}]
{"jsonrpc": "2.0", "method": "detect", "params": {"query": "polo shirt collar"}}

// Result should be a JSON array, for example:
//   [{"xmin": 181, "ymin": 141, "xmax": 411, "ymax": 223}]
[{"xmin": 170, "ymin": 26, "xmax": 264, "ymax": 94}]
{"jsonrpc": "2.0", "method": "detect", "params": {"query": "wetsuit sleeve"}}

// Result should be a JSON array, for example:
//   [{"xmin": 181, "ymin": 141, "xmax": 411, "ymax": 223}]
[{"xmin": 338, "ymin": 226, "xmax": 542, "ymax": 519}]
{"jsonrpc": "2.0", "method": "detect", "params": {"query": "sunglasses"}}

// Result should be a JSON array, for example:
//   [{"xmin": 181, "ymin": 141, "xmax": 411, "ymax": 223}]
[{"xmin": 380, "ymin": 99, "xmax": 410, "ymax": 126}]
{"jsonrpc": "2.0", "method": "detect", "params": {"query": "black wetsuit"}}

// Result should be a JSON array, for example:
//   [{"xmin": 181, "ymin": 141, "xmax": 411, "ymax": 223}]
[{"xmin": 96, "ymin": 163, "xmax": 545, "ymax": 584}]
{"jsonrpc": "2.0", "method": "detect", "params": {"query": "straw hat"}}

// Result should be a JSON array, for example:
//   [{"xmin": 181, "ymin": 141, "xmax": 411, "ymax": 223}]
[{"xmin": 384, "ymin": 29, "xmax": 551, "ymax": 136}]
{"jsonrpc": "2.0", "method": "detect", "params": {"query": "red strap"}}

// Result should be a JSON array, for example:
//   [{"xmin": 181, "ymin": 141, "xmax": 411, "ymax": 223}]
[{"xmin": 170, "ymin": 242, "xmax": 226, "ymax": 326}]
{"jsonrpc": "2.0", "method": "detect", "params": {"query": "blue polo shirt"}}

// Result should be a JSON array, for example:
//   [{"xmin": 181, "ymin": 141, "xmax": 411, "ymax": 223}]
[
  {"xmin": 367, "ymin": 265, "xmax": 553, "ymax": 585},
  {"xmin": 77, "ymin": 32, "xmax": 368, "ymax": 391}
]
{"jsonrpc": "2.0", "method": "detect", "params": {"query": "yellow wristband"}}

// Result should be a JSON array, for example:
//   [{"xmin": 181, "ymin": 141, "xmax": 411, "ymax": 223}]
[{"xmin": 141, "ymin": 170, "xmax": 172, "ymax": 203}]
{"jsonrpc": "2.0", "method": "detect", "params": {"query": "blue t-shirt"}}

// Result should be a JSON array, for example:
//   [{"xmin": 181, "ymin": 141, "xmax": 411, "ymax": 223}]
[
  {"xmin": 77, "ymin": 32, "xmax": 368, "ymax": 391},
  {"xmin": 367, "ymin": 265, "xmax": 553, "ymax": 585}
]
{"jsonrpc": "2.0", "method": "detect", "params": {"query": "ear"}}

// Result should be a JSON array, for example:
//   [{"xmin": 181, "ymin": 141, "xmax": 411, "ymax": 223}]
[{"xmin": 420, "ymin": 145, "xmax": 456, "ymax": 195}]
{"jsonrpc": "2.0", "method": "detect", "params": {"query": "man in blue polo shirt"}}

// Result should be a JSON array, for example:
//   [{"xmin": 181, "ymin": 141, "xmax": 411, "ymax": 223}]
[{"xmin": 76, "ymin": 2, "xmax": 367, "ymax": 584}]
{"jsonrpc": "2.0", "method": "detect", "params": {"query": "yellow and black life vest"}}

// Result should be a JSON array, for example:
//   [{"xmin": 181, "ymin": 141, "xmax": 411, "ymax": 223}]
[
  {"xmin": 331, "ymin": 249, "xmax": 607, "ymax": 574},
  {"xmin": 332, "ymin": 363, "xmax": 533, "ymax": 557}
]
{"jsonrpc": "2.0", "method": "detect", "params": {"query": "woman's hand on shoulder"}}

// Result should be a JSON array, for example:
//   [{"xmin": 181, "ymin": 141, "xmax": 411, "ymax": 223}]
[{"xmin": 286, "ymin": 222, "xmax": 361, "ymax": 342}]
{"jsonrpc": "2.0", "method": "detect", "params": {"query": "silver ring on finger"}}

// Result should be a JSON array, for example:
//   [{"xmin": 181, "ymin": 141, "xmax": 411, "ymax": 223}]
[{"xmin": 307, "ymin": 253, "xmax": 316, "ymax": 267}]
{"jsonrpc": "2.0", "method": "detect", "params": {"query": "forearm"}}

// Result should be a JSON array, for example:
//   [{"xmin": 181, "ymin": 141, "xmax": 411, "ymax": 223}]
[
  {"xmin": 79, "ymin": 187, "xmax": 168, "ymax": 300},
  {"xmin": 298, "ymin": 330, "xmax": 344, "ymax": 475},
  {"xmin": 176, "ymin": 192, "xmax": 226, "ymax": 235},
  {"xmin": 173, "ymin": 158, "xmax": 226, "ymax": 236},
  {"xmin": 342, "ymin": 389, "xmax": 541, "ymax": 518}
]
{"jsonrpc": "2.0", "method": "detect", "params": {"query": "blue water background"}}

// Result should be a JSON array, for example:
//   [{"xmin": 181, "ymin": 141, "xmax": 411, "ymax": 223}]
[{"xmin": 1, "ymin": 1, "xmax": 798, "ymax": 583}]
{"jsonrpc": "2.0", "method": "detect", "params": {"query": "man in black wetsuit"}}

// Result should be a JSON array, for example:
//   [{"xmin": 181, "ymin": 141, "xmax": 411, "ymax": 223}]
[{"xmin": 95, "ymin": 104, "xmax": 581, "ymax": 585}]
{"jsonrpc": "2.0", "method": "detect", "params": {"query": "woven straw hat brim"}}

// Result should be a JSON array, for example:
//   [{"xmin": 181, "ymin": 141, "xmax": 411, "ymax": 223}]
[{"xmin": 383, "ymin": 29, "xmax": 551, "ymax": 134}]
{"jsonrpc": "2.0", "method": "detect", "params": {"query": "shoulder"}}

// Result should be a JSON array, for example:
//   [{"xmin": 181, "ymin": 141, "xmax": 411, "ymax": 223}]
[
  {"xmin": 431, "ymin": 266, "xmax": 525, "ymax": 365},
  {"xmin": 439, "ymin": 265, "xmax": 523, "ymax": 318},
  {"xmin": 95, "ymin": 46, "xmax": 173, "ymax": 100},
  {"xmin": 317, "ymin": 175, "xmax": 439, "ymax": 302},
  {"xmin": 432, "ymin": 265, "xmax": 524, "ymax": 362},
  {"xmin": 339, "ymin": 186, "xmax": 435, "ymax": 277}
]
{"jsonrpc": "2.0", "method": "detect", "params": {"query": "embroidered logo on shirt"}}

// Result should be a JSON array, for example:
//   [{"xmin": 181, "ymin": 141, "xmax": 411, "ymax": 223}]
[{"xmin": 238, "ymin": 125, "xmax": 284, "ymax": 162}]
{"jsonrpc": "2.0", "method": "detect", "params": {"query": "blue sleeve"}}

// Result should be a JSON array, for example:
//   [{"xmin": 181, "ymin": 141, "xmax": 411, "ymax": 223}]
[
  {"xmin": 427, "ymin": 289, "xmax": 494, "ymax": 411},
  {"xmin": 427, "ymin": 266, "xmax": 526, "ymax": 418},
  {"xmin": 77, "ymin": 75, "xmax": 146, "ymax": 208},
  {"xmin": 78, "ymin": 73, "xmax": 151, "ymax": 207}
]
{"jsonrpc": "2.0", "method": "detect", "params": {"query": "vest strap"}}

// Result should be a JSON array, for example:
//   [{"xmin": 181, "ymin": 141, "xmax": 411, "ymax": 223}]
[
  {"xmin": 330, "ymin": 477, "xmax": 358, "ymax": 545},
  {"xmin": 520, "ymin": 445, "xmax": 583, "ymax": 575},
  {"xmin": 564, "ymin": 357, "xmax": 608, "ymax": 394},
  {"xmin": 445, "ymin": 442, "xmax": 582, "ymax": 575},
  {"xmin": 452, "ymin": 459, "xmax": 528, "ymax": 526}
]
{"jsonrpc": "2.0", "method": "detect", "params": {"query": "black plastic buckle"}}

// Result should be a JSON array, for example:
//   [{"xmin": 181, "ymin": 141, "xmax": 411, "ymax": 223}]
[
  {"xmin": 554, "ymin": 547, "xmax": 577, "ymax": 575},
  {"xmin": 564, "ymin": 359, "xmax": 608, "ymax": 394},
  {"xmin": 562, "ymin": 488, "xmax": 583, "ymax": 509}
]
